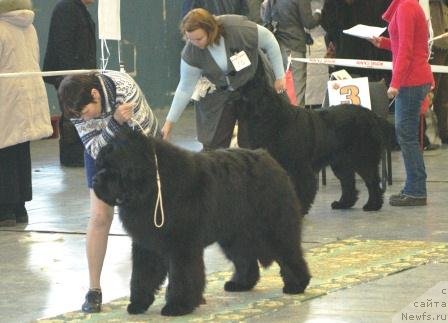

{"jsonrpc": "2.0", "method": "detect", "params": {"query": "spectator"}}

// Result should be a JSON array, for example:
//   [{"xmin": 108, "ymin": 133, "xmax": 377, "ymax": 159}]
[
  {"xmin": 371, "ymin": 0, "xmax": 434, "ymax": 206},
  {"xmin": 182, "ymin": 0, "xmax": 249, "ymax": 17},
  {"xmin": 0, "ymin": 0, "xmax": 52, "ymax": 226},
  {"xmin": 429, "ymin": 0, "xmax": 448, "ymax": 143},
  {"xmin": 321, "ymin": 0, "xmax": 392, "ymax": 83},
  {"xmin": 162, "ymin": 8, "xmax": 285, "ymax": 150},
  {"xmin": 43, "ymin": 0, "xmax": 96, "ymax": 167},
  {"xmin": 58, "ymin": 71, "xmax": 160, "ymax": 313},
  {"xmin": 262, "ymin": 0, "xmax": 321, "ymax": 107},
  {"xmin": 246, "ymin": 0, "xmax": 264, "ymax": 23}
]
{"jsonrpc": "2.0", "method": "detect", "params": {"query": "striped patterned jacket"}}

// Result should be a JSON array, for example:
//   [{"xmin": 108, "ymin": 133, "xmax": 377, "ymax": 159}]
[{"xmin": 72, "ymin": 70, "xmax": 159, "ymax": 159}]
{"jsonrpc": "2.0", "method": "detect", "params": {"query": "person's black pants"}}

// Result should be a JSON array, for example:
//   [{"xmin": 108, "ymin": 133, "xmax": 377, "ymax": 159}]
[{"xmin": 0, "ymin": 142, "xmax": 32, "ymax": 210}]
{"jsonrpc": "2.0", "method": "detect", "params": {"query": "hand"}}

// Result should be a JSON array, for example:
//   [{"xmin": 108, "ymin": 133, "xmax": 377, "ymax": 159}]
[
  {"xmin": 161, "ymin": 121, "xmax": 173, "ymax": 141},
  {"xmin": 274, "ymin": 77, "xmax": 286, "ymax": 94},
  {"xmin": 387, "ymin": 87, "xmax": 398, "ymax": 99},
  {"xmin": 369, "ymin": 36, "xmax": 382, "ymax": 48},
  {"xmin": 113, "ymin": 102, "xmax": 134, "ymax": 125},
  {"xmin": 325, "ymin": 41, "xmax": 336, "ymax": 58}
]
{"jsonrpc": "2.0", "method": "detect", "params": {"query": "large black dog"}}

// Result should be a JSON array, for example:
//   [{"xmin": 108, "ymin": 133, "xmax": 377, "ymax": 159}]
[
  {"xmin": 237, "ymin": 62, "xmax": 395, "ymax": 214},
  {"xmin": 93, "ymin": 130, "xmax": 310, "ymax": 316}
]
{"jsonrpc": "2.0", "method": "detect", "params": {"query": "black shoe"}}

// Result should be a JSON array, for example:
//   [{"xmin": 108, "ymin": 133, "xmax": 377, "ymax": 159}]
[
  {"xmin": 389, "ymin": 193, "xmax": 427, "ymax": 206},
  {"xmin": 0, "ymin": 204, "xmax": 16, "ymax": 227},
  {"xmin": 0, "ymin": 214, "xmax": 16, "ymax": 227},
  {"xmin": 82, "ymin": 289, "xmax": 102, "ymax": 313},
  {"xmin": 14, "ymin": 203, "xmax": 28, "ymax": 224}
]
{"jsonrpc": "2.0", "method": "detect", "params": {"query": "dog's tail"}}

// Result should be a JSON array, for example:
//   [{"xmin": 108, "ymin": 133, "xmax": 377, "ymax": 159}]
[{"xmin": 372, "ymin": 115, "xmax": 397, "ymax": 149}]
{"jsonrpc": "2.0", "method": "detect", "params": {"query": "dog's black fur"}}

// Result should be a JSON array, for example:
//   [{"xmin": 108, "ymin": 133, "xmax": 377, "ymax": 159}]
[
  {"xmin": 93, "ymin": 129, "xmax": 310, "ymax": 317},
  {"xmin": 237, "ymin": 61, "xmax": 396, "ymax": 214}
]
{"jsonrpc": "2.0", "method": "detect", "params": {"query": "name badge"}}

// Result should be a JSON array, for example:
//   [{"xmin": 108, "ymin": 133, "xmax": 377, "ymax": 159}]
[{"xmin": 230, "ymin": 50, "xmax": 251, "ymax": 72}]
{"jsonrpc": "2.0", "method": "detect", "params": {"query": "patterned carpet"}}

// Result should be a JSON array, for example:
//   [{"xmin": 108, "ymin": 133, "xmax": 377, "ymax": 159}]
[{"xmin": 38, "ymin": 238, "xmax": 448, "ymax": 322}]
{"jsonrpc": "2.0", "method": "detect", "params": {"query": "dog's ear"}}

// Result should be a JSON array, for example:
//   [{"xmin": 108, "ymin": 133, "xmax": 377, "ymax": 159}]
[{"xmin": 93, "ymin": 168, "xmax": 123, "ymax": 206}]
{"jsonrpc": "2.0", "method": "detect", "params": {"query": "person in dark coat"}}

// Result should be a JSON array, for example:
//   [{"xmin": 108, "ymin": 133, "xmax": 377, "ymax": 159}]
[
  {"xmin": 43, "ymin": 0, "xmax": 96, "ymax": 167},
  {"xmin": 321, "ymin": 0, "xmax": 392, "ymax": 83},
  {"xmin": 262, "ymin": 0, "xmax": 321, "ymax": 107},
  {"xmin": 182, "ymin": 0, "xmax": 249, "ymax": 17},
  {"xmin": 429, "ymin": 0, "xmax": 448, "ymax": 143}
]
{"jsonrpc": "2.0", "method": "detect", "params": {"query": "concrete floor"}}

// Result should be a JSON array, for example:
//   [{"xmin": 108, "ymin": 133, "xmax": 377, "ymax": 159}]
[{"xmin": 0, "ymin": 107, "xmax": 447, "ymax": 323}]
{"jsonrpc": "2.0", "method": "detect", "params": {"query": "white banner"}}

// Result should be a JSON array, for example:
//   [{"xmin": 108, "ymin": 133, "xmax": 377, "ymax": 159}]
[
  {"xmin": 98, "ymin": 0, "xmax": 121, "ymax": 40},
  {"xmin": 328, "ymin": 77, "xmax": 371, "ymax": 109},
  {"xmin": 291, "ymin": 57, "xmax": 448, "ymax": 74}
]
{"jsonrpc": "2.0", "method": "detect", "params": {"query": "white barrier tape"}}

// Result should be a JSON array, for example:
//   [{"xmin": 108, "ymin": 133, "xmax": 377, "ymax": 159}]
[
  {"xmin": 0, "ymin": 69, "xmax": 100, "ymax": 79},
  {"xmin": 291, "ymin": 57, "xmax": 448, "ymax": 74},
  {"xmin": 430, "ymin": 31, "xmax": 448, "ymax": 42}
]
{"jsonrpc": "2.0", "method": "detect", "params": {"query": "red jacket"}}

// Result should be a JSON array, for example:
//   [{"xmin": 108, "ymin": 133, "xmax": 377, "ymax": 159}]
[{"xmin": 379, "ymin": 0, "xmax": 434, "ymax": 89}]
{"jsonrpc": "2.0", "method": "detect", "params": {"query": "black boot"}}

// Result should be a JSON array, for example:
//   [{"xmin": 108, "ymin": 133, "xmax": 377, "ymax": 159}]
[
  {"xmin": 0, "ymin": 204, "xmax": 16, "ymax": 227},
  {"xmin": 14, "ymin": 202, "xmax": 28, "ymax": 224},
  {"xmin": 82, "ymin": 289, "xmax": 102, "ymax": 313}
]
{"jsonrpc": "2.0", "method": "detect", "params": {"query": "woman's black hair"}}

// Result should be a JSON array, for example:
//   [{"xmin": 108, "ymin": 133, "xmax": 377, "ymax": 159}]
[{"xmin": 58, "ymin": 73, "xmax": 102, "ymax": 117}]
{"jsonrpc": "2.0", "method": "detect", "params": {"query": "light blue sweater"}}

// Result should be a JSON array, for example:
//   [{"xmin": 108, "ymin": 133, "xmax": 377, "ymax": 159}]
[{"xmin": 167, "ymin": 25, "xmax": 285, "ymax": 123}]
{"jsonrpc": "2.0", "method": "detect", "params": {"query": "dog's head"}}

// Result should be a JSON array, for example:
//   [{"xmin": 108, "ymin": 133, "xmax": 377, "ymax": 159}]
[
  {"xmin": 93, "ymin": 129, "xmax": 157, "ymax": 207},
  {"xmin": 237, "ymin": 56, "xmax": 291, "ymax": 148}
]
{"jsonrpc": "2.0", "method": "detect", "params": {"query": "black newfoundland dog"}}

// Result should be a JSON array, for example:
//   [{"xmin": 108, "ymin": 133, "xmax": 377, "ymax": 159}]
[
  {"xmin": 93, "ymin": 130, "xmax": 310, "ymax": 316},
  {"xmin": 236, "ymin": 60, "xmax": 395, "ymax": 214}
]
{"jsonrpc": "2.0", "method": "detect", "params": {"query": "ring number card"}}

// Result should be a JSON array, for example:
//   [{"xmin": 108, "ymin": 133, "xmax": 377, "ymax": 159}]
[
  {"xmin": 230, "ymin": 51, "xmax": 251, "ymax": 71},
  {"xmin": 327, "ymin": 77, "xmax": 371, "ymax": 109}
]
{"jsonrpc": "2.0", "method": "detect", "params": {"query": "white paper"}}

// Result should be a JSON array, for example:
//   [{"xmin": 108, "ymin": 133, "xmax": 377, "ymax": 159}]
[
  {"xmin": 230, "ymin": 51, "xmax": 251, "ymax": 71},
  {"xmin": 327, "ymin": 77, "xmax": 371, "ymax": 110},
  {"xmin": 343, "ymin": 24, "xmax": 386, "ymax": 40},
  {"xmin": 98, "ymin": 0, "xmax": 121, "ymax": 40},
  {"xmin": 330, "ymin": 69, "xmax": 352, "ymax": 80}
]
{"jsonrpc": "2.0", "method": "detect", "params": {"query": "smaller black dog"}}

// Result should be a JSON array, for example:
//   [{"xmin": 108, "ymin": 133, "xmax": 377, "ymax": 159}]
[
  {"xmin": 237, "ymin": 59, "xmax": 396, "ymax": 214},
  {"xmin": 93, "ymin": 129, "xmax": 310, "ymax": 316}
]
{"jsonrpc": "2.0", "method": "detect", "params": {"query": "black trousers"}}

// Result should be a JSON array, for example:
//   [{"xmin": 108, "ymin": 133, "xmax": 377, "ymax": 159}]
[
  {"xmin": 431, "ymin": 48, "xmax": 448, "ymax": 143},
  {"xmin": 201, "ymin": 96, "xmax": 250, "ymax": 151},
  {"xmin": 59, "ymin": 113, "xmax": 85, "ymax": 166},
  {"xmin": 0, "ymin": 142, "xmax": 32, "ymax": 207}
]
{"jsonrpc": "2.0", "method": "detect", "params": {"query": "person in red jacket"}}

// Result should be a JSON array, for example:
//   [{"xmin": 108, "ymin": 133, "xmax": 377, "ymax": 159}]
[{"xmin": 371, "ymin": 0, "xmax": 434, "ymax": 206}]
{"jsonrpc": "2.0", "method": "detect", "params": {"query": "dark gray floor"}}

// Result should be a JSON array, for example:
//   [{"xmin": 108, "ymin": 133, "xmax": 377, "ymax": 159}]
[{"xmin": 1, "ymin": 107, "xmax": 447, "ymax": 323}]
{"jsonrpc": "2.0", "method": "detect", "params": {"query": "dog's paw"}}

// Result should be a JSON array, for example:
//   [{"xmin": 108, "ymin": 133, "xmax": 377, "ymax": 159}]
[
  {"xmin": 161, "ymin": 303, "xmax": 195, "ymax": 316},
  {"xmin": 127, "ymin": 301, "xmax": 149, "ymax": 314},
  {"xmin": 127, "ymin": 294, "xmax": 154, "ymax": 315},
  {"xmin": 331, "ymin": 199, "xmax": 356, "ymax": 209},
  {"xmin": 363, "ymin": 201, "xmax": 382, "ymax": 211},
  {"xmin": 282, "ymin": 276, "xmax": 310, "ymax": 294},
  {"xmin": 224, "ymin": 280, "xmax": 254, "ymax": 292}
]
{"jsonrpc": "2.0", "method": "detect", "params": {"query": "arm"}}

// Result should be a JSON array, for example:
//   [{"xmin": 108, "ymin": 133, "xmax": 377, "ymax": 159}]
[
  {"xmin": 75, "ymin": 77, "xmax": 145, "ymax": 158},
  {"xmin": 73, "ymin": 115, "xmax": 123, "ymax": 159},
  {"xmin": 389, "ymin": 7, "xmax": 416, "ymax": 90},
  {"xmin": 257, "ymin": 24, "xmax": 285, "ymax": 92},
  {"xmin": 162, "ymin": 59, "xmax": 201, "ymax": 140},
  {"xmin": 297, "ymin": 0, "xmax": 321, "ymax": 30},
  {"xmin": 261, "ymin": 0, "xmax": 271, "ymax": 23},
  {"xmin": 257, "ymin": 25, "xmax": 284, "ymax": 79},
  {"xmin": 370, "ymin": 36, "xmax": 391, "ymax": 51}
]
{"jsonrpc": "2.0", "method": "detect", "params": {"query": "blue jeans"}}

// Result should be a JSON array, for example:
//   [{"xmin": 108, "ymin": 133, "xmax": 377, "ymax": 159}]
[
  {"xmin": 84, "ymin": 151, "xmax": 96, "ymax": 189},
  {"xmin": 394, "ymin": 84, "xmax": 431, "ymax": 198}
]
